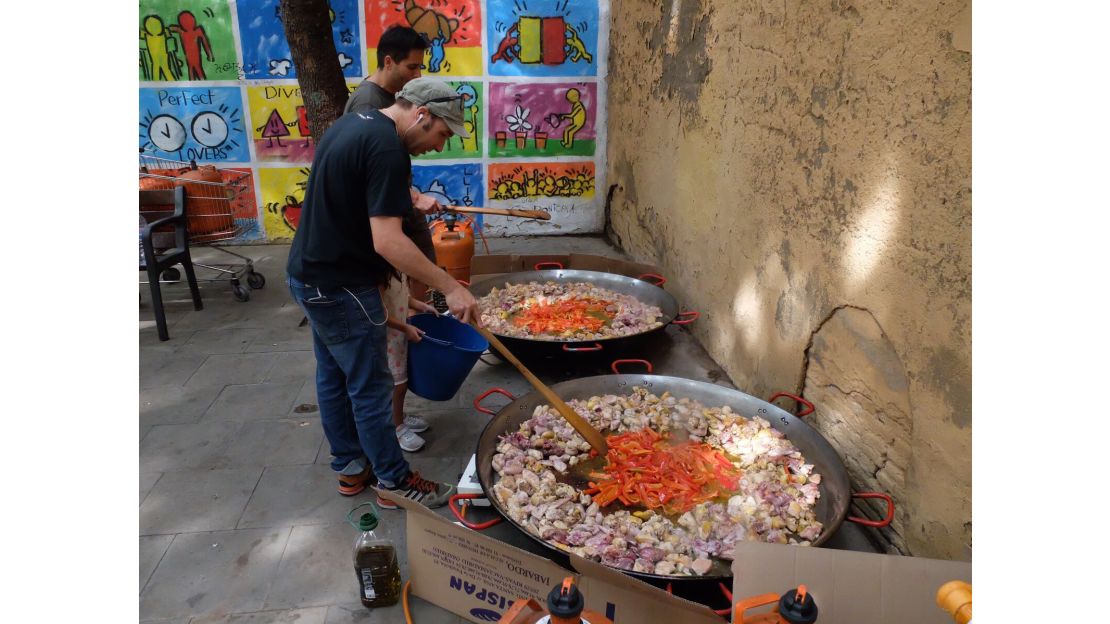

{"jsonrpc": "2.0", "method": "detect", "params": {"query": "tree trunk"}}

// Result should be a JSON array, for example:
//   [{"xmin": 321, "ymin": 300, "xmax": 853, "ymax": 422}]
[{"xmin": 280, "ymin": 0, "xmax": 349, "ymax": 140}]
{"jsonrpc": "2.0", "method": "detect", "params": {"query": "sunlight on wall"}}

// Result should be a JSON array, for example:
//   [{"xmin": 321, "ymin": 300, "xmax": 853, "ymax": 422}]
[
  {"xmin": 732, "ymin": 276, "xmax": 764, "ymax": 347},
  {"xmin": 844, "ymin": 164, "xmax": 903, "ymax": 293}
]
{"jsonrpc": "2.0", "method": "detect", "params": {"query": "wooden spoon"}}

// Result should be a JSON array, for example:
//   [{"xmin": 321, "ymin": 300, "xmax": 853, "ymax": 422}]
[
  {"xmin": 444, "ymin": 205, "xmax": 551, "ymax": 220},
  {"xmin": 473, "ymin": 325, "xmax": 608, "ymax": 455}
]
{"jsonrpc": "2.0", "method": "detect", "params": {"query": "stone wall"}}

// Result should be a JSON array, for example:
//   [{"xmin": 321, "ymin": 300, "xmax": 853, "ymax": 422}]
[{"xmin": 605, "ymin": 0, "xmax": 971, "ymax": 559}]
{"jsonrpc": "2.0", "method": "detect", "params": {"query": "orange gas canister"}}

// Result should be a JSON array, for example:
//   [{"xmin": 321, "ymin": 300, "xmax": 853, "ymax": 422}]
[
  {"xmin": 497, "ymin": 577, "xmax": 613, "ymax": 624},
  {"xmin": 431, "ymin": 213, "xmax": 476, "ymax": 283},
  {"xmin": 936, "ymin": 581, "xmax": 971, "ymax": 624},
  {"xmin": 175, "ymin": 161, "xmax": 234, "ymax": 235}
]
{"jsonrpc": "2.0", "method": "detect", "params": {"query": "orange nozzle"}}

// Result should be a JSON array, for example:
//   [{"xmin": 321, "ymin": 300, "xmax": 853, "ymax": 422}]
[
  {"xmin": 795, "ymin": 584, "xmax": 808, "ymax": 602},
  {"xmin": 561, "ymin": 577, "xmax": 575, "ymax": 596}
]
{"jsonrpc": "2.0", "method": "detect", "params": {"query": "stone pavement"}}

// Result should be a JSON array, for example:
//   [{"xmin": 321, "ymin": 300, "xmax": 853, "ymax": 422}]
[{"xmin": 139, "ymin": 237, "xmax": 876, "ymax": 623}]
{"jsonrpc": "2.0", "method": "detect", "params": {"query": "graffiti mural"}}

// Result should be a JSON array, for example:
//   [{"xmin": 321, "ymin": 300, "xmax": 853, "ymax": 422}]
[
  {"xmin": 139, "ymin": 87, "xmax": 250, "ymax": 162},
  {"xmin": 236, "ymin": 0, "xmax": 363, "ymax": 80},
  {"xmin": 488, "ymin": 162, "xmax": 594, "ymax": 200},
  {"xmin": 139, "ymin": 0, "xmax": 239, "ymax": 81},
  {"xmin": 488, "ymin": 82, "xmax": 595, "ymax": 158},
  {"xmin": 364, "ymin": 0, "xmax": 483, "ymax": 76},
  {"xmin": 487, "ymin": 0, "xmax": 598, "ymax": 77},
  {"xmin": 246, "ymin": 82, "xmax": 360, "ymax": 162},
  {"xmin": 259, "ymin": 166, "xmax": 312, "ymax": 240},
  {"xmin": 414, "ymin": 82, "xmax": 483, "ymax": 160}
]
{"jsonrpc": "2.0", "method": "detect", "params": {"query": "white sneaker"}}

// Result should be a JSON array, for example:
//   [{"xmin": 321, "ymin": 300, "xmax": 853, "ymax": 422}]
[
  {"xmin": 402, "ymin": 414, "xmax": 429, "ymax": 433},
  {"xmin": 396, "ymin": 424, "xmax": 426, "ymax": 452}
]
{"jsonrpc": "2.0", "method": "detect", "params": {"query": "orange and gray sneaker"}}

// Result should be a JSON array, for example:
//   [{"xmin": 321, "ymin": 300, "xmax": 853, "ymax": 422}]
[
  {"xmin": 376, "ymin": 471, "xmax": 454, "ymax": 509},
  {"xmin": 337, "ymin": 465, "xmax": 375, "ymax": 496}
]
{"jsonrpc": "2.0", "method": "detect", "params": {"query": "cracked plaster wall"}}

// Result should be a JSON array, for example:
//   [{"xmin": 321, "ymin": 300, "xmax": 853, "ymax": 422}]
[{"xmin": 605, "ymin": 0, "xmax": 971, "ymax": 559}]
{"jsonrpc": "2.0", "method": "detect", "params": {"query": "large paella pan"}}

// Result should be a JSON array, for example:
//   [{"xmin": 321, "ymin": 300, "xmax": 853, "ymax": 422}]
[{"xmin": 454, "ymin": 363, "xmax": 893, "ymax": 584}]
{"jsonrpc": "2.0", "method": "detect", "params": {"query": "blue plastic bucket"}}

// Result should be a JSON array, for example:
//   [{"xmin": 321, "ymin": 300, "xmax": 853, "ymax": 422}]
[{"xmin": 406, "ymin": 313, "xmax": 489, "ymax": 401}]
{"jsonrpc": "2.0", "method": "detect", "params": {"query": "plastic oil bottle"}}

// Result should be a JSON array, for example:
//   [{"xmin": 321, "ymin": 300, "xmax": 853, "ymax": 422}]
[{"xmin": 353, "ymin": 511, "xmax": 401, "ymax": 608}]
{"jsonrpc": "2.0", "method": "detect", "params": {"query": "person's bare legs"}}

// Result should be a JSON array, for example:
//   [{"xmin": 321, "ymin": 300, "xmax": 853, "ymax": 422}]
[{"xmin": 392, "ymin": 382, "xmax": 407, "ymax": 429}]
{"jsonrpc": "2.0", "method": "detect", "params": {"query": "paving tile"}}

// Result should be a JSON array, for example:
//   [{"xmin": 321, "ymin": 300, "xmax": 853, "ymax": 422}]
[
  {"xmin": 263, "ymin": 522, "xmax": 402, "ymax": 611},
  {"xmin": 245, "ymin": 326, "xmax": 314, "ymax": 353},
  {"xmin": 237, "ymin": 464, "xmax": 373, "ymax": 529},
  {"xmin": 140, "ymin": 534, "xmax": 176, "ymax": 594},
  {"xmin": 217, "ymin": 419, "xmax": 323, "ymax": 468},
  {"xmin": 141, "ymin": 352, "xmax": 210, "ymax": 389},
  {"xmin": 140, "ymin": 527, "xmax": 290, "ymax": 620},
  {"xmin": 289, "ymin": 380, "xmax": 319, "ymax": 416},
  {"xmin": 178, "ymin": 328, "xmax": 267, "ymax": 356},
  {"xmin": 263, "ymin": 351, "xmax": 317, "ymax": 384},
  {"xmin": 142, "ymin": 384, "xmax": 225, "ymax": 429},
  {"xmin": 141, "ymin": 472, "xmax": 163, "ymax": 505},
  {"xmin": 140, "ymin": 421, "xmax": 241, "ymax": 473},
  {"xmin": 141, "ymin": 468, "xmax": 263, "ymax": 535},
  {"xmin": 190, "ymin": 607, "xmax": 328, "ymax": 624},
  {"xmin": 187, "ymin": 353, "xmax": 281, "ymax": 388},
  {"xmin": 204, "ymin": 383, "xmax": 303, "ymax": 422},
  {"xmin": 398, "ymin": 408, "xmax": 483, "ymax": 460},
  {"xmin": 325, "ymin": 597, "xmax": 465, "ymax": 624}
]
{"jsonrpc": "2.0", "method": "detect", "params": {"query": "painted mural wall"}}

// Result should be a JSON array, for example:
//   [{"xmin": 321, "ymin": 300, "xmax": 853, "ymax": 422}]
[{"xmin": 138, "ymin": 0, "xmax": 610, "ymax": 241}]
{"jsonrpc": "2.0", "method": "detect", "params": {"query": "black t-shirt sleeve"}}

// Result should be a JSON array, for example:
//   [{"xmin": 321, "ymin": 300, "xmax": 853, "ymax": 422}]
[{"xmin": 365, "ymin": 149, "xmax": 412, "ymax": 219}]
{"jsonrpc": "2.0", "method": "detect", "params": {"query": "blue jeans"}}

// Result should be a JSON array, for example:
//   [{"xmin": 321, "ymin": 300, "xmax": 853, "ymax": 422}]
[{"xmin": 288, "ymin": 276, "xmax": 409, "ymax": 486}]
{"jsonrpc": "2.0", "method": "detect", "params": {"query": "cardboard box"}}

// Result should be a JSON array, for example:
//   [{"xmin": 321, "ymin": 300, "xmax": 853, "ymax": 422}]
[
  {"xmin": 378, "ymin": 488, "xmax": 722, "ymax": 624},
  {"xmin": 470, "ymin": 253, "xmax": 661, "ymax": 284},
  {"xmin": 730, "ymin": 542, "xmax": 971, "ymax": 624}
]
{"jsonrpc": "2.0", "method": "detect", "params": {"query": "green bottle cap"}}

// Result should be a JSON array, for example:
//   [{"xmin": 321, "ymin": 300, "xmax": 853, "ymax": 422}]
[{"xmin": 358, "ymin": 512, "xmax": 378, "ymax": 531}]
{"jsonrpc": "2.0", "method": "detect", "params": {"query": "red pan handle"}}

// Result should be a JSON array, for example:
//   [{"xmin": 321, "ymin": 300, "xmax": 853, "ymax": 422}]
[
  {"xmin": 611, "ymin": 359, "xmax": 654, "ymax": 374},
  {"xmin": 848, "ymin": 492, "xmax": 895, "ymax": 527},
  {"xmin": 672, "ymin": 311, "xmax": 700, "ymax": 325},
  {"xmin": 448, "ymin": 493, "xmax": 502, "ymax": 530},
  {"xmin": 474, "ymin": 387, "xmax": 516, "ymax": 415},
  {"xmin": 714, "ymin": 582, "xmax": 734, "ymax": 616},
  {"xmin": 768, "ymin": 392, "xmax": 815, "ymax": 417},
  {"xmin": 563, "ymin": 343, "xmax": 603, "ymax": 352},
  {"xmin": 534, "ymin": 262, "xmax": 564, "ymax": 270},
  {"xmin": 637, "ymin": 272, "xmax": 667, "ymax": 287},
  {"xmin": 456, "ymin": 279, "xmax": 470, "ymax": 286}
]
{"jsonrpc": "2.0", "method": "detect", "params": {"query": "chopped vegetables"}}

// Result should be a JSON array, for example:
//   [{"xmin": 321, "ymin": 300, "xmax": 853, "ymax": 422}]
[
  {"xmin": 586, "ymin": 429, "xmax": 743, "ymax": 515},
  {"xmin": 511, "ymin": 297, "xmax": 614, "ymax": 335},
  {"xmin": 479, "ymin": 281, "xmax": 663, "ymax": 341}
]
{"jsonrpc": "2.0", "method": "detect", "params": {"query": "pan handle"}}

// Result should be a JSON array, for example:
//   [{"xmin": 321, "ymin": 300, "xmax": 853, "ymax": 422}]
[
  {"xmin": 563, "ymin": 343, "xmax": 603, "ymax": 352},
  {"xmin": 534, "ymin": 261, "xmax": 564, "ymax": 270},
  {"xmin": 768, "ymin": 392, "xmax": 815, "ymax": 417},
  {"xmin": 474, "ymin": 387, "xmax": 516, "ymax": 415},
  {"xmin": 456, "ymin": 279, "xmax": 470, "ymax": 287},
  {"xmin": 637, "ymin": 272, "xmax": 667, "ymax": 287},
  {"xmin": 672, "ymin": 311, "xmax": 700, "ymax": 325},
  {"xmin": 714, "ymin": 582, "xmax": 734, "ymax": 616},
  {"xmin": 611, "ymin": 359, "xmax": 654, "ymax": 374},
  {"xmin": 848, "ymin": 492, "xmax": 895, "ymax": 527},
  {"xmin": 448, "ymin": 493, "xmax": 503, "ymax": 530}
]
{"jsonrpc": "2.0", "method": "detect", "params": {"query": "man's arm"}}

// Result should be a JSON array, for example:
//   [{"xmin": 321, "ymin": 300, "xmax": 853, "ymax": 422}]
[{"xmin": 370, "ymin": 215, "xmax": 479, "ymax": 323}]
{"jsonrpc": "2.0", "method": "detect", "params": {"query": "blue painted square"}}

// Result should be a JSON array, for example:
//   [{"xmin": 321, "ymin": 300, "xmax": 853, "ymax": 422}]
[
  {"xmin": 487, "ymin": 0, "xmax": 599, "ymax": 77},
  {"xmin": 412, "ymin": 163, "xmax": 485, "ymax": 228},
  {"xmin": 236, "ymin": 0, "xmax": 362, "ymax": 80},
  {"xmin": 139, "ymin": 86, "xmax": 252, "ymax": 163}
]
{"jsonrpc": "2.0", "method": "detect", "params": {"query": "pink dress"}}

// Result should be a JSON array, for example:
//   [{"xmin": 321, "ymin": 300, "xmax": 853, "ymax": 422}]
[{"xmin": 383, "ymin": 276, "xmax": 409, "ymax": 385}]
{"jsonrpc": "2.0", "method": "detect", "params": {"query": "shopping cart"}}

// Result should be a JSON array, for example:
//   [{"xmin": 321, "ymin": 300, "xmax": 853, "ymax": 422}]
[{"xmin": 139, "ymin": 150, "xmax": 266, "ymax": 302}]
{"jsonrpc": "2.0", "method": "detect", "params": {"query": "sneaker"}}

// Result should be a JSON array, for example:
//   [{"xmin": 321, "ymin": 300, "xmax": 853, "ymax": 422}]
[
  {"xmin": 402, "ymin": 414, "xmax": 429, "ymax": 433},
  {"xmin": 337, "ymin": 465, "xmax": 374, "ymax": 497},
  {"xmin": 377, "ymin": 471, "xmax": 455, "ymax": 509},
  {"xmin": 396, "ymin": 424, "xmax": 426, "ymax": 452}
]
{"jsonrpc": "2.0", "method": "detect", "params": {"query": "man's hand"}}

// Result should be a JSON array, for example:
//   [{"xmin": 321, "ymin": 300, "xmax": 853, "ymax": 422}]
[
  {"xmin": 445, "ymin": 282, "xmax": 480, "ymax": 325},
  {"xmin": 411, "ymin": 190, "xmax": 443, "ymax": 215}
]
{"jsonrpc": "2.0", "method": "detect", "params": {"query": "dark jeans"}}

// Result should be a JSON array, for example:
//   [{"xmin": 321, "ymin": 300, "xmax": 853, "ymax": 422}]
[{"xmin": 288, "ymin": 276, "xmax": 409, "ymax": 486}]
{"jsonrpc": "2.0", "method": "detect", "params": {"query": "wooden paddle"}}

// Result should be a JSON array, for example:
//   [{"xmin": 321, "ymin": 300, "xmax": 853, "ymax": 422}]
[
  {"xmin": 444, "ymin": 205, "xmax": 551, "ymax": 220},
  {"xmin": 473, "ymin": 325, "xmax": 609, "ymax": 455}
]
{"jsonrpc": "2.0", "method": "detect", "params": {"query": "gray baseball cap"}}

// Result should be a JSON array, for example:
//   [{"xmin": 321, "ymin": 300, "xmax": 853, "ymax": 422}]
[{"xmin": 397, "ymin": 77, "xmax": 470, "ymax": 138}]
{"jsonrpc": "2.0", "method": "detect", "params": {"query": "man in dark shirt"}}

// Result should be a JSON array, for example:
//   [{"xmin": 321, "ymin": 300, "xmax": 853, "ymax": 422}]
[
  {"xmin": 288, "ymin": 78, "xmax": 478, "ymax": 509},
  {"xmin": 344, "ymin": 25, "xmax": 438, "ymax": 274}
]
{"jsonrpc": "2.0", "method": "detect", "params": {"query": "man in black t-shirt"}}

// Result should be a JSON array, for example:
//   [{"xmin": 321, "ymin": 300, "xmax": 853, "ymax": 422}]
[{"xmin": 287, "ymin": 78, "xmax": 478, "ymax": 509}]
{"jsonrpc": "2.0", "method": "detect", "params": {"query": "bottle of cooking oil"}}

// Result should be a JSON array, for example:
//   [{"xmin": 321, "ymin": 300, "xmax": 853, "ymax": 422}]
[{"xmin": 353, "ymin": 511, "xmax": 401, "ymax": 608}]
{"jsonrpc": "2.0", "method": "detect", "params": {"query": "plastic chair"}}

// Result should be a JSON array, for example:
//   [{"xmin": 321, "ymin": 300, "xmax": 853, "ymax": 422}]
[{"xmin": 140, "ymin": 187, "xmax": 203, "ymax": 340}]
